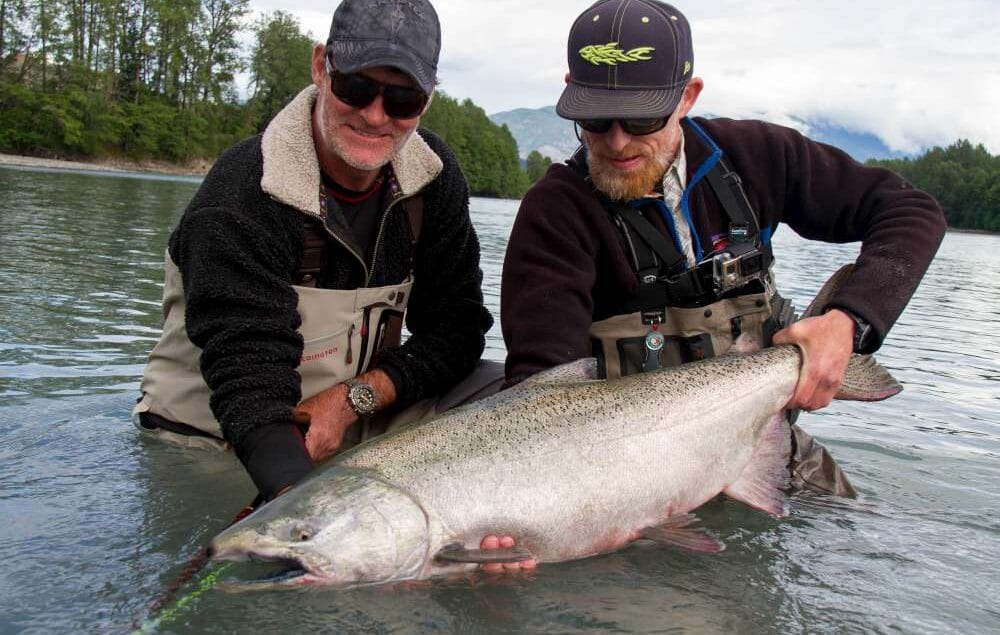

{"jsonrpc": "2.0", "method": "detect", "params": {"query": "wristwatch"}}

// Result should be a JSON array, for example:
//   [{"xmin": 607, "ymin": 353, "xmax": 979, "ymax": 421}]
[
  {"xmin": 345, "ymin": 379, "xmax": 379, "ymax": 417},
  {"xmin": 838, "ymin": 308, "xmax": 873, "ymax": 353}
]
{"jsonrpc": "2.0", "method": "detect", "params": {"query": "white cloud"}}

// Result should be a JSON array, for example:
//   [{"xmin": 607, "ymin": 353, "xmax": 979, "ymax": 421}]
[{"xmin": 247, "ymin": 0, "xmax": 1000, "ymax": 153}]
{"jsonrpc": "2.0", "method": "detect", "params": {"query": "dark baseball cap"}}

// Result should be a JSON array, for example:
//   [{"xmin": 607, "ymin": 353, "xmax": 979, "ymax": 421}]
[
  {"xmin": 556, "ymin": 0, "xmax": 694, "ymax": 120},
  {"xmin": 326, "ymin": 0, "xmax": 441, "ymax": 95}
]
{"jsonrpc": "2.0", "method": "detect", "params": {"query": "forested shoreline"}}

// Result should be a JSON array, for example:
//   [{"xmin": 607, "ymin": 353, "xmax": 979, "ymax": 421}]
[
  {"xmin": 2, "ymin": 2, "xmax": 998, "ymax": 221},
  {"xmin": 0, "ymin": 1, "xmax": 529, "ymax": 198},
  {"xmin": 867, "ymin": 141, "xmax": 999, "ymax": 233}
]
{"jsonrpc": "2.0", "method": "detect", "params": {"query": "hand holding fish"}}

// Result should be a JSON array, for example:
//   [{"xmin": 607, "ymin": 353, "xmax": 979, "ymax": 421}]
[
  {"xmin": 479, "ymin": 535, "xmax": 538, "ymax": 572},
  {"xmin": 297, "ymin": 370, "xmax": 398, "ymax": 462},
  {"xmin": 297, "ymin": 383, "xmax": 356, "ymax": 462},
  {"xmin": 773, "ymin": 308, "xmax": 855, "ymax": 411}
]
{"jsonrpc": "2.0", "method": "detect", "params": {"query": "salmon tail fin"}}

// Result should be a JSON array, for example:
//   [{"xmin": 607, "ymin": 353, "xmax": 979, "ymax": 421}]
[
  {"xmin": 723, "ymin": 412, "xmax": 791, "ymax": 517},
  {"xmin": 835, "ymin": 354, "xmax": 903, "ymax": 402},
  {"xmin": 640, "ymin": 514, "xmax": 725, "ymax": 553}
]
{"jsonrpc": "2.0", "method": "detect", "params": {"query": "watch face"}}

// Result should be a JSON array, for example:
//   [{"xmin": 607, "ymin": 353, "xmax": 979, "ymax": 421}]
[{"xmin": 349, "ymin": 383, "xmax": 378, "ymax": 415}]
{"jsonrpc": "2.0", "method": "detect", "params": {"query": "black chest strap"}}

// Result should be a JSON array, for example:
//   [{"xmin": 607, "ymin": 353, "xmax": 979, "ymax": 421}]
[
  {"xmin": 704, "ymin": 156, "xmax": 760, "ymax": 242},
  {"xmin": 614, "ymin": 203, "xmax": 688, "ymax": 280},
  {"xmin": 569, "ymin": 145, "xmax": 772, "ymax": 310}
]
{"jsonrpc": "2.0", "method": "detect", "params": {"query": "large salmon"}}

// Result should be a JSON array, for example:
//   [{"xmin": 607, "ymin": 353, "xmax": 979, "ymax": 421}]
[{"xmin": 210, "ymin": 271, "xmax": 901, "ymax": 586}]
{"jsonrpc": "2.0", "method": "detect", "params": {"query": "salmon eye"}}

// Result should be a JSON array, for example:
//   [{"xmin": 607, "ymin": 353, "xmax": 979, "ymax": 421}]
[{"xmin": 290, "ymin": 523, "xmax": 315, "ymax": 542}]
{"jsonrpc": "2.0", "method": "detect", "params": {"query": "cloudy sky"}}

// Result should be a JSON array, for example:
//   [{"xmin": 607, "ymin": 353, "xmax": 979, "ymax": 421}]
[{"xmin": 246, "ymin": 0, "xmax": 1000, "ymax": 154}]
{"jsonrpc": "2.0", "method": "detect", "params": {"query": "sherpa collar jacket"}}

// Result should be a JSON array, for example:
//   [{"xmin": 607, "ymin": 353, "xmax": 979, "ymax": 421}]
[
  {"xmin": 501, "ymin": 116, "xmax": 946, "ymax": 384},
  {"xmin": 166, "ymin": 86, "xmax": 492, "ymax": 494}
]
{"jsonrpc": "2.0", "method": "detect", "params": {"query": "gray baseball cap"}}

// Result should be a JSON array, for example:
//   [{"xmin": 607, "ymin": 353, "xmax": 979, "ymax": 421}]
[
  {"xmin": 326, "ymin": 0, "xmax": 441, "ymax": 95},
  {"xmin": 557, "ymin": 0, "xmax": 694, "ymax": 120}
]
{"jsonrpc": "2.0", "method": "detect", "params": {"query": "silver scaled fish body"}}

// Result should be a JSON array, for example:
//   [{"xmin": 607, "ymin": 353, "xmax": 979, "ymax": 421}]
[{"xmin": 210, "ymin": 335, "xmax": 900, "ymax": 586}]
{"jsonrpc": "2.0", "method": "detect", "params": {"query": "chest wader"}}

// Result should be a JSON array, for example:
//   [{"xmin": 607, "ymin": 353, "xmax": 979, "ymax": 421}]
[
  {"xmin": 132, "ymin": 197, "xmax": 424, "ymax": 451},
  {"xmin": 583, "ymin": 156, "xmax": 856, "ymax": 497}
]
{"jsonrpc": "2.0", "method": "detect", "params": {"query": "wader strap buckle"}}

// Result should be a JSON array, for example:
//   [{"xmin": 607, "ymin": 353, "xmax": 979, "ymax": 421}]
[
  {"xmin": 643, "ymin": 327, "xmax": 665, "ymax": 373},
  {"xmin": 641, "ymin": 310, "xmax": 665, "ymax": 325}
]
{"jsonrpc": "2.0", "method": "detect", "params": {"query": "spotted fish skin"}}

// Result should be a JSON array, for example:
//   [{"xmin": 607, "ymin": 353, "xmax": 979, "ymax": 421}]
[{"xmin": 211, "ymin": 343, "xmax": 899, "ymax": 586}]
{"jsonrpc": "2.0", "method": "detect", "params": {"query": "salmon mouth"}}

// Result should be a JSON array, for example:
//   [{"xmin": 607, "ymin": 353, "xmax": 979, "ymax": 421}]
[{"xmin": 212, "ymin": 551, "xmax": 335, "ymax": 589}]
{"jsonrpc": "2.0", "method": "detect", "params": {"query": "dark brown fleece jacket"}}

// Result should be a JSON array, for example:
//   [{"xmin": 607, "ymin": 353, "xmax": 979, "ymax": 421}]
[{"xmin": 502, "ymin": 117, "xmax": 946, "ymax": 384}]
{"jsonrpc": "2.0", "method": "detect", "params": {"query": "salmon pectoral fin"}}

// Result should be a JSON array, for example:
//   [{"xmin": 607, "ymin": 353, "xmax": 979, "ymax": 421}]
[
  {"xmin": 640, "ymin": 514, "xmax": 725, "ymax": 553},
  {"xmin": 433, "ymin": 543, "xmax": 535, "ymax": 564},
  {"xmin": 723, "ymin": 412, "xmax": 791, "ymax": 517}
]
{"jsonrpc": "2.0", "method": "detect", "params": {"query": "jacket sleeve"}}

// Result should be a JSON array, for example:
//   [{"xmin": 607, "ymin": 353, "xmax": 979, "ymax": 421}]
[
  {"xmin": 720, "ymin": 120, "xmax": 946, "ymax": 352},
  {"xmin": 500, "ymin": 169, "xmax": 606, "ymax": 385},
  {"xmin": 375, "ymin": 141, "xmax": 494, "ymax": 404},
  {"xmin": 169, "ymin": 199, "xmax": 313, "ymax": 498}
]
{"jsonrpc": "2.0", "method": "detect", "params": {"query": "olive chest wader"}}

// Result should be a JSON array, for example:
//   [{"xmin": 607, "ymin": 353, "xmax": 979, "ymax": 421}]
[
  {"xmin": 132, "ymin": 197, "xmax": 426, "ymax": 450},
  {"xmin": 575, "ymin": 148, "xmax": 856, "ymax": 497}
]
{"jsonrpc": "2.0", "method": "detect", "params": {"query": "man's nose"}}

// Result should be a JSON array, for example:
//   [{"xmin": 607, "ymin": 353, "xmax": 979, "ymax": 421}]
[
  {"xmin": 358, "ymin": 94, "xmax": 390, "ymax": 128},
  {"xmin": 605, "ymin": 122, "xmax": 632, "ymax": 153}
]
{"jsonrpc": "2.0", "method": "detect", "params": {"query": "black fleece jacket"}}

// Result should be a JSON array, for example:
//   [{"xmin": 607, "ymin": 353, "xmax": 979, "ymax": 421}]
[
  {"xmin": 502, "ymin": 117, "xmax": 946, "ymax": 384},
  {"xmin": 168, "ymin": 129, "xmax": 492, "ymax": 497}
]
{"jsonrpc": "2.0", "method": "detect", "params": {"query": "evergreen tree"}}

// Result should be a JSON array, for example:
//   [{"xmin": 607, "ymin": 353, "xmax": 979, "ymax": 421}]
[
  {"xmin": 526, "ymin": 150, "xmax": 552, "ymax": 184},
  {"xmin": 0, "ymin": 0, "xmax": 538, "ymax": 198},
  {"xmin": 869, "ymin": 140, "xmax": 1000, "ymax": 232}
]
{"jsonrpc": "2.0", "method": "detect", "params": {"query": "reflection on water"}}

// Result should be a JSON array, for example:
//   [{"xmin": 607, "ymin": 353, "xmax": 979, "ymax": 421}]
[{"xmin": 0, "ymin": 165, "xmax": 998, "ymax": 633}]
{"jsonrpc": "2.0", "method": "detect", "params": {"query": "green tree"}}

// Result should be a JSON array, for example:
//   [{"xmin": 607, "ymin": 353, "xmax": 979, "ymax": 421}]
[
  {"xmin": 422, "ymin": 92, "xmax": 528, "ymax": 198},
  {"xmin": 526, "ymin": 149, "xmax": 552, "ymax": 184},
  {"xmin": 195, "ymin": 0, "xmax": 248, "ymax": 103},
  {"xmin": 869, "ymin": 139, "xmax": 1000, "ymax": 232},
  {"xmin": 247, "ymin": 10, "xmax": 313, "ymax": 131}
]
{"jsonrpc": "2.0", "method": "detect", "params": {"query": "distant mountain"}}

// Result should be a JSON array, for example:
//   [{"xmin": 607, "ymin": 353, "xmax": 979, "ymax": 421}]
[
  {"xmin": 490, "ymin": 106, "xmax": 912, "ymax": 164},
  {"xmin": 489, "ymin": 106, "xmax": 579, "ymax": 161}
]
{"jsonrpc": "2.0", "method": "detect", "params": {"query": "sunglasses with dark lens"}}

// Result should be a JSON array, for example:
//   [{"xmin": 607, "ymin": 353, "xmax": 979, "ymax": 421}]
[
  {"xmin": 326, "ymin": 65, "xmax": 429, "ymax": 120},
  {"xmin": 575, "ymin": 117, "xmax": 671, "ymax": 136}
]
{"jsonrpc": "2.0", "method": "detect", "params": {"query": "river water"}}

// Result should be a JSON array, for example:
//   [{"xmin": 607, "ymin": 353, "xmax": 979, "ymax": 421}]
[{"xmin": 0, "ymin": 165, "xmax": 997, "ymax": 634}]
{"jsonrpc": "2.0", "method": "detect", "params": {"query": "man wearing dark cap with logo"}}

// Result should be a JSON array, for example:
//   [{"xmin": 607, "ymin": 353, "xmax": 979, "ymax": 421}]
[
  {"xmin": 133, "ymin": 0, "xmax": 501, "ymax": 507},
  {"xmin": 502, "ymin": 0, "xmax": 946, "ymax": 495}
]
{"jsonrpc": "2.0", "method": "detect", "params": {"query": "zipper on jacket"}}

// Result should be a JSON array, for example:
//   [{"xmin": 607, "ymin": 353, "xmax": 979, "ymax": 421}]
[
  {"xmin": 310, "ymin": 187, "xmax": 371, "ymax": 282},
  {"xmin": 366, "ymin": 194, "xmax": 414, "ymax": 287},
  {"xmin": 305, "ymin": 189, "xmax": 415, "ymax": 288}
]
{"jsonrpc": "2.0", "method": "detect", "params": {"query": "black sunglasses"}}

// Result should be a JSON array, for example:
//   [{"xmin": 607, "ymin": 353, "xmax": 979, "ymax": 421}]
[
  {"xmin": 325, "ymin": 59, "xmax": 429, "ymax": 120},
  {"xmin": 575, "ymin": 117, "xmax": 671, "ymax": 136}
]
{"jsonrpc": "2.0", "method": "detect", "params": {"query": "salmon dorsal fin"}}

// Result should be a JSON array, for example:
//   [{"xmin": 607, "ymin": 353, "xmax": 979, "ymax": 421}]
[
  {"xmin": 433, "ymin": 543, "xmax": 535, "ymax": 564},
  {"xmin": 723, "ymin": 412, "xmax": 791, "ymax": 517},
  {"xmin": 641, "ymin": 514, "xmax": 725, "ymax": 553},
  {"xmin": 524, "ymin": 358, "xmax": 601, "ymax": 385}
]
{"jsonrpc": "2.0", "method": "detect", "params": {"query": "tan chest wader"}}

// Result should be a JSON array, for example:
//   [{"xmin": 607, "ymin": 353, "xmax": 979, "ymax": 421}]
[
  {"xmin": 132, "ymin": 197, "xmax": 423, "ymax": 451},
  {"xmin": 585, "ymin": 156, "xmax": 856, "ymax": 497}
]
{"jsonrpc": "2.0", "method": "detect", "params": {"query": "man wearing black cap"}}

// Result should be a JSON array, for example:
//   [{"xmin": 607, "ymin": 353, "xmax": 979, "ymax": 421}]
[
  {"xmin": 501, "ymin": 0, "xmax": 946, "ymax": 495},
  {"xmin": 134, "ymin": 0, "xmax": 498, "ymax": 503}
]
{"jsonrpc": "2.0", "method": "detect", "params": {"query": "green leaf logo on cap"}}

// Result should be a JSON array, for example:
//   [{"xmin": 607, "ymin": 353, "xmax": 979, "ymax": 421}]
[{"xmin": 579, "ymin": 43, "xmax": 655, "ymax": 66}]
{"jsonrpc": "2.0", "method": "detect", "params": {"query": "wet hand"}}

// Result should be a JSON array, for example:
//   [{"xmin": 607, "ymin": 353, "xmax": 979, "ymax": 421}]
[
  {"xmin": 297, "ymin": 384, "xmax": 357, "ymax": 463},
  {"xmin": 479, "ymin": 535, "xmax": 538, "ymax": 573},
  {"xmin": 773, "ymin": 309, "xmax": 855, "ymax": 411}
]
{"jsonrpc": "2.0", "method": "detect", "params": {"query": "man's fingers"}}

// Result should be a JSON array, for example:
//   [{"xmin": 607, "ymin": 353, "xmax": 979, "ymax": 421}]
[
  {"xmin": 478, "ymin": 535, "xmax": 537, "ymax": 572},
  {"xmin": 480, "ymin": 535, "xmax": 500, "ymax": 550},
  {"xmin": 305, "ymin": 429, "xmax": 340, "ymax": 463}
]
